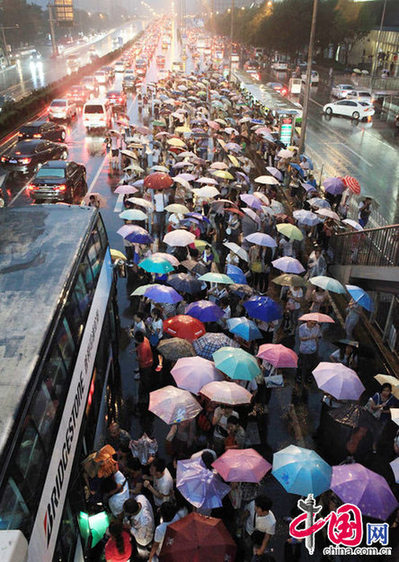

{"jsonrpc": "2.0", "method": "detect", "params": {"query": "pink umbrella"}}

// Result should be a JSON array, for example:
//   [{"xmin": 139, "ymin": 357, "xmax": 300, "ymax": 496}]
[
  {"xmin": 115, "ymin": 184, "xmax": 139, "ymax": 195},
  {"xmin": 149, "ymin": 386, "xmax": 202, "ymax": 424},
  {"xmin": 210, "ymin": 162, "xmax": 229, "ymax": 170},
  {"xmin": 171, "ymin": 357, "xmax": 224, "ymax": 395},
  {"xmin": 163, "ymin": 229, "xmax": 196, "ymax": 247},
  {"xmin": 257, "ymin": 344, "xmax": 298, "ymax": 368},
  {"xmin": 200, "ymin": 381, "xmax": 252, "ymax": 405},
  {"xmin": 197, "ymin": 177, "xmax": 219, "ymax": 185},
  {"xmin": 175, "ymin": 173, "xmax": 197, "ymax": 182},
  {"xmin": 212, "ymin": 449, "xmax": 272, "ymax": 483},
  {"xmin": 242, "ymin": 208, "xmax": 261, "ymax": 224},
  {"xmin": 299, "ymin": 312, "xmax": 335, "ymax": 323},
  {"xmin": 312, "ymin": 362, "xmax": 365, "ymax": 400}
]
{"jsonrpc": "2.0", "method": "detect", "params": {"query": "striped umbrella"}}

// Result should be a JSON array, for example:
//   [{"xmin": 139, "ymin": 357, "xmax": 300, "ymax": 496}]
[{"xmin": 341, "ymin": 175, "xmax": 361, "ymax": 195}]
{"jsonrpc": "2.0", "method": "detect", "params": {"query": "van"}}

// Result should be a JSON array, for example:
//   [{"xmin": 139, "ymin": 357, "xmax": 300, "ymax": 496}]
[{"xmin": 82, "ymin": 99, "xmax": 112, "ymax": 132}]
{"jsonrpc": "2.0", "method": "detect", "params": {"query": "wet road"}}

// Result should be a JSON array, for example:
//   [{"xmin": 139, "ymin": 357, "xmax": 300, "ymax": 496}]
[
  {"xmin": 0, "ymin": 20, "xmax": 144, "ymax": 102},
  {"xmin": 269, "ymin": 69, "xmax": 399, "ymax": 225}
]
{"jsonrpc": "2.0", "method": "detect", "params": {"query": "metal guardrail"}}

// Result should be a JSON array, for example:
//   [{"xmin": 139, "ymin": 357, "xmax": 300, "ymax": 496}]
[{"xmin": 331, "ymin": 223, "xmax": 399, "ymax": 267}]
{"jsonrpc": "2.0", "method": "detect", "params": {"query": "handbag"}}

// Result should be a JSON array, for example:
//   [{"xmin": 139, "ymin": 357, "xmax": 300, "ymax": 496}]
[
  {"xmin": 265, "ymin": 374, "xmax": 284, "ymax": 388},
  {"xmin": 364, "ymin": 397, "xmax": 382, "ymax": 419}
]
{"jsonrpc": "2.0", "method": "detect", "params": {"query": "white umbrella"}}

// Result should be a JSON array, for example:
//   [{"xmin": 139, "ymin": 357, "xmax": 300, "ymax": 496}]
[
  {"xmin": 196, "ymin": 177, "xmax": 219, "ymax": 185},
  {"xmin": 127, "ymin": 197, "xmax": 154, "ymax": 211},
  {"xmin": 120, "ymin": 149, "xmax": 138, "ymax": 160},
  {"xmin": 174, "ymin": 177, "xmax": 192, "ymax": 191},
  {"xmin": 163, "ymin": 229, "xmax": 196, "ymax": 247},
  {"xmin": 119, "ymin": 209, "xmax": 148, "ymax": 221},
  {"xmin": 390, "ymin": 457, "xmax": 399, "ymax": 484},
  {"xmin": 253, "ymin": 191, "xmax": 270, "ymax": 205},
  {"xmin": 293, "ymin": 209, "xmax": 321, "ymax": 226},
  {"xmin": 255, "ymin": 175, "xmax": 280, "ymax": 185},
  {"xmin": 390, "ymin": 408, "xmax": 399, "ymax": 426},
  {"xmin": 150, "ymin": 165, "xmax": 170, "ymax": 173},
  {"xmin": 124, "ymin": 164, "xmax": 145, "ymax": 173},
  {"xmin": 193, "ymin": 186, "xmax": 220, "ymax": 199},
  {"xmin": 165, "ymin": 203, "xmax": 190, "ymax": 214},
  {"xmin": 342, "ymin": 219, "xmax": 363, "ymax": 231},
  {"xmin": 316, "ymin": 208, "xmax": 340, "ymax": 221},
  {"xmin": 223, "ymin": 241, "xmax": 248, "ymax": 262},
  {"xmin": 278, "ymin": 149, "xmax": 295, "ymax": 159}
]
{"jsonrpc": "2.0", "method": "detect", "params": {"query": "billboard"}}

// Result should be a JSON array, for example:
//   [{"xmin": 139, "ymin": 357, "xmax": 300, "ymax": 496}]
[{"xmin": 54, "ymin": 0, "xmax": 74, "ymax": 25}]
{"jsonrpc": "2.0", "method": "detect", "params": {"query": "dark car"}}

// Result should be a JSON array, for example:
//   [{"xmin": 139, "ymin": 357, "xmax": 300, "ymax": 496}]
[
  {"xmin": 0, "ymin": 139, "xmax": 68, "ymax": 174},
  {"xmin": 68, "ymin": 85, "xmax": 90, "ymax": 106},
  {"xmin": 28, "ymin": 160, "xmax": 87, "ymax": 203},
  {"xmin": 106, "ymin": 90, "xmax": 127, "ymax": 108},
  {"xmin": 18, "ymin": 120, "xmax": 66, "ymax": 142}
]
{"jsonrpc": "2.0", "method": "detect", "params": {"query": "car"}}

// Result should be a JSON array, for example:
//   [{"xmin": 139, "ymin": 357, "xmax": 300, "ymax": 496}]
[
  {"xmin": 28, "ymin": 160, "xmax": 87, "ymax": 203},
  {"xmin": 102, "ymin": 65, "xmax": 115, "ymax": 81},
  {"xmin": 172, "ymin": 61, "xmax": 184, "ymax": 73},
  {"xmin": 0, "ymin": 139, "xmax": 68, "ymax": 174},
  {"xmin": 323, "ymin": 99, "xmax": 375, "ymax": 120},
  {"xmin": 18, "ymin": 120, "xmax": 66, "ymax": 142},
  {"xmin": 301, "ymin": 70, "xmax": 319, "ymax": 84},
  {"xmin": 94, "ymin": 70, "xmax": 108, "ymax": 85},
  {"xmin": 106, "ymin": 90, "xmax": 127, "ymax": 108},
  {"xmin": 271, "ymin": 61, "xmax": 288, "ymax": 71},
  {"xmin": 68, "ymin": 85, "xmax": 90, "ymax": 106},
  {"xmin": 115, "ymin": 61, "xmax": 125, "ymax": 73},
  {"xmin": 122, "ymin": 71, "xmax": 136, "ymax": 91},
  {"xmin": 156, "ymin": 55, "xmax": 166, "ymax": 68},
  {"xmin": 82, "ymin": 76, "xmax": 99, "ymax": 96},
  {"xmin": 331, "ymin": 84, "xmax": 355, "ymax": 99},
  {"xmin": 247, "ymin": 69, "xmax": 260, "ymax": 81},
  {"xmin": 66, "ymin": 55, "xmax": 80, "ymax": 74},
  {"xmin": 48, "ymin": 98, "xmax": 77, "ymax": 121},
  {"xmin": 346, "ymin": 90, "xmax": 372, "ymax": 102},
  {"xmin": 82, "ymin": 99, "xmax": 112, "ymax": 132},
  {"xmin": 267, "ymin": 82, "xmax": 286, "ymax": 93}
]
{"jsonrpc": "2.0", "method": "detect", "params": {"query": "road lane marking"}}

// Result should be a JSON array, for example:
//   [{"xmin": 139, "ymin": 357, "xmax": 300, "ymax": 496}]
[
  {"xmin": 87, "ymin": 153, "xmax": 109, "ymax": 194},
  {"xmin": 114, "ymin": 193, "xmax": 124, "ymax": 212},
  {"xmin": 339, "ymin": 143, "xmax": 373, "ymax": 167},
  {"xmin": 8, "ymin": 181, "xmax": 30, "ymax": 207}
]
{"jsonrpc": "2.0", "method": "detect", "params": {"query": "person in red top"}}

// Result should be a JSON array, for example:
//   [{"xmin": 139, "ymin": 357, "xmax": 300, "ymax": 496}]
[
  {"xmin": 105, "ymin": 520, "xmax": 132, "ymax": 562},
  {"xmin": 135, "ymin": 331, "xmax": 153, "ymax": 394}
]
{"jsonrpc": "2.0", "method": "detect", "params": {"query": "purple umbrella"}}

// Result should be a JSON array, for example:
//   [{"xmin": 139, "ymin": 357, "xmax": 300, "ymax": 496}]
[
  {"xmin": 331, "ymin": 464, "xmax": 398, "ymax": 521},
  {"xmin": 244, "ymin": 296, "xmax": 283, "ymax": 322},
  {"xmin": 224, "ymin": 142, "xmax": 242, "ymax": 152},
  {"xmin": 186, "ymin": 300, "xmax": 224, "ymax": 322},
  {"xmin": 144, "ymin": 285, "xmax": 183, "ymax": 304},
  {"xmin": 323, "ymin": 177, "xmax": 345, "ymax": 195},
  {"xmin": 177, "ymin": 459, "xmax": 230, "ymax": 509},
  {"xmin": 212, "ymin": 449, "xmax": 272, "ymax": 483},
  {"xmin": 171, "ymin": 357, "xmax": 223, "ymax": 394},
  {"xmin": 240, "ymin": 194, "xmax": 262, "ymax": 210},
  {"xmin": 272, "ymin": 256, "xmax": 305, "ymax": 274},
  {"xmin": 312, "ymin": 362, "xmax": 365, "ymax": 400},
  {"xmin": 175, "ymin": 173, "xmax": 197, "ymax": 181},
  {"xmin": 266, "ymin": 166, "xmax": 283, "ymax": 181}
]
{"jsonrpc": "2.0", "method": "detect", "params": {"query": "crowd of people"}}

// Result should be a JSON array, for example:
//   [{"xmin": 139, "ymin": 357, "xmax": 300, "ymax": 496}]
[{"xmin": 86, "ymin": 31, "xmax": 399, "ymax": 562}]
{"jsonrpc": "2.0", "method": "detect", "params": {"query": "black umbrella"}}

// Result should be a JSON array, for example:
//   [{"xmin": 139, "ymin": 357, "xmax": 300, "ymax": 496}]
[
  {"xmin": 167, "ymin": 273, "xmax": 203, "ymax": 295},
  {"xmin": 157, "ymin": 338, "xmax": 196, "ymax": 361}
]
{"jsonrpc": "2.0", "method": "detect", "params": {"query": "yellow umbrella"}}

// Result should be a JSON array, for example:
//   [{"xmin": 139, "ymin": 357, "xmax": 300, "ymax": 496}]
[
  {"xmin": 276, "ymin": 223, "xmax": 304, "ymax": 241},
  {"xmin": 227, "ymin": 154, "xmax": 240, "ymax": 167},
  {"xmin": 175, "ymin": 125, "xmax": 192, "ymax": 134},
  {"xmin": 194, "ymin": 240, "xmax": 209, "ymax": 250},
  {"xmin": 214, "ymin": 118, "xmax": 228, "ymax": 126},
  {"xmin": 374, "ymin": 375, "xmax": 399, "ymax": 399},
  {"xmin": 217, "ymin": 138, "xmax": 226, "ymax": 148},
  {"xmin": 110, "ymin": 249, "xmax": 127, "ymax": 261},
  {"xmin": 167, "ymin": 138, "xmax": 187, "ymax": 148},
  {"xmin": 165, "ymin": 204, "xmax": 190, "ymax": 214},
  {"xmin": 124, "ymin": 164, "xmax": 145, "ymax": 173},
  {"xmin": 212, "ymin": 170, "xmax": 234, "ymax": 181}
]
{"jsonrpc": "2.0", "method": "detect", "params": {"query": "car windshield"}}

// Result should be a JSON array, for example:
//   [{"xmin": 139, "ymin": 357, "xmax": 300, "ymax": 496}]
[
  {"xmin": 51, "ymin": 100, "xmax": 66, "ymax": 107},
  {"xmin": 35, "ymin": 167, "xmax": 65, "ymax": 178},
  {"xmin": 20, "ymin": 125, "xmax": 39, "ymax": 134},
  {"xmin": 359, "ymin": 102, "xmax": 370, "ymax": 107},
  {"xmin": 84, "ymin": 105, "xmax": 104, "ymax": 113}
]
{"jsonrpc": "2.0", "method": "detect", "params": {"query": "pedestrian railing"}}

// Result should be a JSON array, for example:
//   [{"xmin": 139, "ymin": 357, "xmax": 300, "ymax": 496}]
[{"xmin": 331, "ymin": 224, "xmax": 399, "ymax": 267}]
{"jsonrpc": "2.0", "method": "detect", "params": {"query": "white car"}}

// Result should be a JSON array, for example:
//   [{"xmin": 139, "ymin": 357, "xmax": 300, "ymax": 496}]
[
  {"xmin": 48, "ymin": 98, "xmax": 77, "ymax": 121},
  {"xmin": 301, "ymin": 70, "xmax": 319, "ymax": 84},
  {"xmin": 94, "ymin": 70, "xmax": 108, "ymax": 85},
  {"xmin": 323, "ymin": 99, "xmax": 375, "ymax": 120},
  {"xmin": 271, "ymin": 61, "xmax": 288, "ymax": 71},
  {"xmin": 346, "ymin": 90, "xmax": 372, "ymax": 102},
  {"xmin": 114, "ymin": 61, "xmax": 125, "ymax": 73},
  {"xmin": 331, "ymin": 83, "xmax": 355, "ymax": 99}
]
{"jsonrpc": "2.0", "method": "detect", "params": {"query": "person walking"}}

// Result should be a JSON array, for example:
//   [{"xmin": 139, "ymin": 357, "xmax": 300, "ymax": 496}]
[{"xmin": 294, "ymin": 320, "xmax": 321, "ymax": 402}]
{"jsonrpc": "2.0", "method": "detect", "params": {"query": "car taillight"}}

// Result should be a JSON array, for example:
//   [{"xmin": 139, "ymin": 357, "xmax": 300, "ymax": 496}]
[
  {"xmin": 119, "ymin": 97, "xmax": 123, "ymax": 102},
  {"xmin": 33, "ymin": 134, "xmax": 42, "ymax": 138},
  {"xmin": 57, "ymin": 184, "xmax": 67, "ymax": 191},
  {"xmin": 1, "ymin": 156, "xmax": 8, "ymax": 162},
  {"xmin": 281, "ymin": 88, "xmax": 287, "ymax": 95},
  {"xmin": 18, "ymin": 133, "xmax": 23, "ymax": 137},
  {"xmin": 19, "ymin": 158, "xmax": 31, "ymax": 164},
  {"xmin": 27, "ymin": 184, "xmax": 37, "ymax": 190}
]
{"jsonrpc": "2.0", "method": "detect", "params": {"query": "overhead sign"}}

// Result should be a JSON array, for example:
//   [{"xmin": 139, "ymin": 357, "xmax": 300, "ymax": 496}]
[
  {"xmin": 280, "ymin": 116, "xmax": 293, "ymax": 145},
  {"xmin": 54, "ymin": 0, "xmax": 74, "ymax": 25}
]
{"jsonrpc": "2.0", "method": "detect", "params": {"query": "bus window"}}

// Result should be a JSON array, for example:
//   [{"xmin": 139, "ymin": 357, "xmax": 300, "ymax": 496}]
[
  {"xmin": 56, "ymin": 318, "xmax": 75, "ymax": 373},
  {"xmin": 95, "ymin": 216, "xmax": 107, "ymax": 250},
  {"xmin": 87, "ymin": 232, "xmax": 102, "ymax": 280},
  {"xmin": 80, "ymin": 253, "xmax": 95, "ymax": 294},
  {"xmin": 54, "ymin": 501, "xmax": 78, "ymax": 561},
  {"xmin": 14, "ymin": 422, "xmax": 45, "ymax": 503},
  {"xmin": 0, "ymin": 477, "xmax": 31, "ymax": 532}
]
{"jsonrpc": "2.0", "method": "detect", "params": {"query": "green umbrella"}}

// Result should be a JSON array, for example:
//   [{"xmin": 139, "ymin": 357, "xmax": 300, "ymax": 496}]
[
  {"xmin": 153, "ymin": 120, "xmax": 167, "ymax": 127},
  {"xmin": 213, "ymin": 346, "xmax": 261, "ymax": 381},
  {"xmin": 131, "ymin": 283, "xmax": 159, "ymax": 296},
  {"xmin": 310, "ymin": 276, "xmax": 346, "ymax": 294},
  {"xmin": 198, "ymin": 272, "xmax": 234, "ymax": 284},
  {"xmin": 276, "ymin": 223, "xmax": 304, "ymax": 241},
  {"xmin": 139, "ymin": 257, "xmax": 175, "ymax": 274}
]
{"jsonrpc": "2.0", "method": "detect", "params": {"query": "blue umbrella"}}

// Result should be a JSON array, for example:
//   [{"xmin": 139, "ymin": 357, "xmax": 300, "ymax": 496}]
[
  {"xmin": 186, "ymin": 212, "xmax": 210, "ymax": 224},
  {"xmin": 144, "ymin": 285, "xmax": 183, "ymax": 304},
  {"xmin": 346, "ymin": 285, "xmax": 373, "ymax": 311},
  {"xmin": 244, "ymin": 296, "xmax": 282, "ymax": 322},
  {"xmin": 323, "ymin": 177, "xmax": 345, "ymax": 195},
  {"xmin": 139, "ymin": 256, "xmax": 175, "ymax": 274},
  {"xmin": 226, "ymin": 265, "xmax": 247, "ymax": 285},
  {"xmin": 186, "ymin": 300, "xmax": 224, "ymax": 322},
  {"xmin": 132, "ymin": 179, "xmax": 144, "ymax": 188},
  {"xmin": 272, "ymin": 445, "xmax": 332, "ymax": 497},
  {"xmin": 193, "ymin": 333, "xmax": 239, "ymax": 360},
  {"xmin": 125, "ymin": 230, "xmax": 153, "ymax": 244},
  {"xmin": 300, "ymin": 154, "xmax": 314, "ymax": 170},
  {"xmin": 301, "ymin": 182, "xmax": 317, "ymax": 193},
  {"xmin": 290, "ymin": 163, "xmax": 305, "ymax": 178},
  {"xmin": 227, "ymin": 317, "xmax": 262, "ymax": 341}
]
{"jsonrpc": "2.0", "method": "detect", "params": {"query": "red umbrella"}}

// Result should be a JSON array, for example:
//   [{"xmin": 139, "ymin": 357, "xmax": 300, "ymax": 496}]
[
  {"xmin": 225, "ymin": 207, "xmax": 244, "ymax": 216},
  {"xmin": 341, "ymin": 175, "xmax": 361, "ymax": 195},
  {"xmin": 159, "ymin": 513, "xmax": 236, "ymax": 562},
  {"xmin": 144, "ymin": 172, "xmax": 174, "ymax": 190},
  {"xmin": 163, "ymin": 315, "xmax": 206, "ymax": 341}
]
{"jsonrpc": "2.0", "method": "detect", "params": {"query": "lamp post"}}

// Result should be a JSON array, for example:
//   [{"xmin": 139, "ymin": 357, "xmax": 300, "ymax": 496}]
[{"xmin": 298, "ymin": 0, "xmax": 318, "ymax": 155}]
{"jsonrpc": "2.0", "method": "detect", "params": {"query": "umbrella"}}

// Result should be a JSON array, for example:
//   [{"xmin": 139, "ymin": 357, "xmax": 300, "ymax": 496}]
[
  {"xmin": 177, "ymin": 459, "xmax": 230, "ymax": 510},
  {"xmin": 171, "ymin": 357, "xmax": 223, "ymax": 395},
  {"xmin": 310, "ymin": 276, "xmax": 345, "ymax": 294},
  {"xmin": 240, "ymin": 193, "xmax": 262, "ymax": 210},
  {"xmin": 331, "ymin": 464, "xmax": 398, "ymax": 521},
  {"xmin": 266, "ymin": 167, "xmax": 283, "ymax": 181},
  {"xmin": 196, "ymin": 177, "xmax": 219, "ymax": 185},
  {"xmin": 124, "ymin": 163, "xmax": 145, "ymax": 174},
  {"xmin": 139, "ymin": 256, "xmax": 175, "ymax": 274},
  {"xmin": 144, "ymin": 172, "xmax": 174, "ymax": 190},
  {"xmin": 157, "ymin": 338, "xmax": 196, "ymax": 360},
  {"xmin": 114, "ymin": 184, "xmax": 139, "ymax": 195},
  {"xmin": 223, "ymin": 241, "xmax": 248, "ymax": 262},
  {"xmin": 255, "ymin": 175, "xmax": 280, "ymax": 185},
  {"xmin": 165, "ymin": 203, "xmax": 190, "ymax": 214},
  {"xmin": 299, "ymin": 312, "xmax": 334, "ymax": 323},
  {"xmin": 391, "ymin": 408, "xmax": 399, "ymax": 426},
  {"xmin": 211, "ymin": 170, "xmax": 234, "ymax": 181},
  {"xmin": 152, "ymin": 252, "xmax": 180, "ymax": 267},
  {"xmin": 167, "ymin": 273, "xmax": 203, "ymax": 294},
  {"xmin": 293, "ymin": 209, "xmax": 320, "ymax": 227},
  {"xmin": 253, "ymin": 191, "xmax": 270, "ymax": 205},
  {"xmin": 227, "ymin": 154, "xmax": 240, "ymax": 167},
  {"xmin": 210, "ymin": 162, "xmax": 229, "ymax": 170},
  {"xmin": 245, "ymin": 232, "xmax": 277, "ymax": 248},
  {"xmin": 244, "ymin": 296, "xmax": 282, "ymax": 322},
  {"xmin": 278, "ymin": 149, "xmax": 295, "ymax": 159},
  {"xmin": 390, "ymin": 457, "xmax": 399, "ymax": 484},
  {"xmin": 193, "ymin": 333, "xmax": 239, "ymax": 360},
  {"xmin": 130, "ymin": 283, "xmax": 158, "ymax": 296},
  {"xmin": 83, "ymin": 192, "xmax": 106, "ymax": 208},
  {"xmin": 316, "ymin": 208, "xmax": 340, "ymax": 221},
  {"xmin": 313, "ymin": 362, "xmax": 365, "ymax": 400},
  {"xmin": 213, "ymin": 346, "xmax": 261, "ymax": 381},
  {"xmin": 150, "ymin": 165, "xmax": 170, "ymax": 173},
  {"xmin": 227, "ymin": 317, "xmax": 262, "ymax": 341},
  {"xmin": 346, "ymin": 285, "xmax": 373, "ymax": 311},
  {"xmin": 167, "ymin": 138, "xmax": 187, "ymax": 148},
  {"xmin": 342, "ymin": 219, "xmax": 363, "ymax": 231},
  {"xmin": 272, "ymin": 257, "xmax": 305, "ymax": 274},
  {"xmin": 342, "ymin": 175, "xmax": 361, "ymax": 195},
  {"xmin": 149, "ymin": 386, "xmax": 202, "ymax": 424},
  {"xmin": 119, "ymin": 209, "xmax": 148, "ymax": 221},
  {"xmin": 125, "ymin": 228, "xmax": 153, "ymax": 245},
  {"xmin": 323, "ymin": 177, "xmax": 345, "ymax": 195},
  {"xmin": 272, "ymin": 274, "xmax": 307, "ymax": 287},
  {"xmin": 257, "ymin": 344, "xmax": 298, "ymax": 368},
  {"xmin": 225, "ymin": 265, "xmax": 247, "ymax": 285},
  {"xmin": 194, "ymin": 186, "xmax": 220, "ymax": 198},
  {"xmin": 200, "ymin": 380, "xmax": 252, "ymax": 405},
  {"xmin": 163, "ymin": 315, "xmax": 206, "ymax": 341},
  {"xmin": 127, "ymin": 198, "xmax": 155, "ymax": 211},
  {"xmin": 180, "ymin": 260, "xmax": 208, "ymax": 275},
  {"xmin": 290, "ymin": 163, "xmax": 305, "ymax": 178},
  {"xmin": 374, "ymin": 374, "xmax": 399, "ymax": 400},
  {"xmin": 163, "ymin": 230, "xmax": 196, "ymax": 247},
  {"xmin": 133, "ymin": 179, "xmax": 144, "ymax": 188},
  {"xmin": 144, "ymin": 284, "xmax": 182, "ymax": 304},
  {"xmin": 308, "ymin": 197, "xmax": 331, "ymax": 209},
  {"xmin": 120, "ymin": 149, "xmax": 138, "ymax": 160},
  {"xmin": 159, "ymin": 512, "xmax": 236, "ymax": 562},
  {"xmin": 110, "ymin": 249, "xmax": 127, "ymax": 262},
  {"xmin": 198, "ymin": 272, "xmax": 234, "ymax": 285},
  {"xmin": 272, "ymin": 445, "xmax": 332, "ymax": 497},
  {"xmin": 212, "ymin": 449, "xmax": 272, "ymax": 483},
  {"xmin": 208, "ymin": 120, "xmax": 221, "ymax": 130},
  {"xmin": 276, "ymin": 223, "xmax": 303, "ymax": 241},
  {"xmin": 185, "ymin": 300, "xmax": 224, "ymax": 322}
]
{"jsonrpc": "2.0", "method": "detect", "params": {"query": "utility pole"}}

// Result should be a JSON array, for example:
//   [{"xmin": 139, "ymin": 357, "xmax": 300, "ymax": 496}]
[
  {"xmin": 228, "ymin": 0, "xmax": 234, "ymax": 80},
  {"xmin": 48, "ymin": 2, "xmax": 59, "ymax": 57},
  {"xmin": 0, "ymin": 25, "xmax": 19, "ymax": 67},
  {"xmin": 298, "ymin": 0, "xmax": 318, "ymax": 155},
  {"xmin": 371, "ymin": 0, "xmax": 387, "ymax": 84}
]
